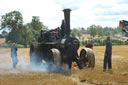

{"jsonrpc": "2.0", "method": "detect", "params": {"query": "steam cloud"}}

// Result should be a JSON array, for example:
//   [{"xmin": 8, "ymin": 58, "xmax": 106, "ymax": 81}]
[{"xmin": 0, "ymin": 56, "xmax": 68, "ymax": 74}]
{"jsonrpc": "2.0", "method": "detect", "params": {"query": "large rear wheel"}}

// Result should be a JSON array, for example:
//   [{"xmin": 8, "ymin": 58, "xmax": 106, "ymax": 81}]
[
  {"xmin": 48, "ymin": 48, "xmax": 61, "ymax": 71},
  {"xmin": 30, "ymin": 43, "xmax": 43, "ymax": 66}
]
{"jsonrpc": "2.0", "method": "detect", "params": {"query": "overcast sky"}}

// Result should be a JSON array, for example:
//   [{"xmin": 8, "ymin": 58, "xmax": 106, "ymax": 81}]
[{"xmin": 0, "ymin": 0, "xmax": 128, "ymax": 29}]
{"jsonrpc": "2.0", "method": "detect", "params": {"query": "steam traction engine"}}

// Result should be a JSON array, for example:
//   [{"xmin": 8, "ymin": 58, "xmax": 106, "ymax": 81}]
[{"xmin": 30, "ymin": 9, "xmax": 95, "ymax": 71}]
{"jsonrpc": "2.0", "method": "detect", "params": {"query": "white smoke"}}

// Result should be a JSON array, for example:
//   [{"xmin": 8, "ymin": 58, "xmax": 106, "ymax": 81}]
[
  {"xmin": 0, "ymin": 56, "xmax": 69, "ymax": 74},
  {"xmin": 0, "ymin": 56, "xmax": 49, "ymax": 74},
  {"xmin": 16, "ymin": 57, "xmax": 49, "ymax": 72},
  {"xmin": 56, "ymin": 0, "xmax": 84, "ymax": 10}
]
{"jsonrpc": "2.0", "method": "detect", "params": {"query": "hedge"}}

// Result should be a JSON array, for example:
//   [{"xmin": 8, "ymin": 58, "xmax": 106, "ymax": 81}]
[{"xmin": 80, "ymin": 39, "xmax": 127, "ymax": 46}]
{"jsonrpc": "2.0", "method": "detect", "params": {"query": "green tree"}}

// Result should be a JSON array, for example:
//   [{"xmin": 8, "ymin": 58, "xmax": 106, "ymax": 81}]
[
  {"xmin": 79, "ymin": 27, "xmax": 87, "ymax": 34},
  {"xmin": 113, "ymin": 26, "xmax": 122, "ymax": 35},
  {"xmin": 0, "ymin": 11, "xmax": 49, "ymax": 47},
  {"xmin": 87, "ymin": 25, "xmax": 97, "ymax": 37},
  {"xmin": 97, "ymin": 25, "xmax": 103, "ymax": 37},
  {"xmin": 72, "ymin": 28, "xmax": 78, "ymax": 37},
  {"xmin": 71, "ymin": 28, "xmax": 82, "ymax": 38},
  {"xmin": 27, "ymin": 16, "xmax": 48, "ymax": 41},
  {"xmin": 103, "ymin": 26, "xmax": 114, "ymax": 36},
  {"xmin": 20, "ymin": 25, "xmax": 33, "ymax": 47},
  {"xmin": 0, "ymin": 11, "xmax": 23, "ymax": 43}
]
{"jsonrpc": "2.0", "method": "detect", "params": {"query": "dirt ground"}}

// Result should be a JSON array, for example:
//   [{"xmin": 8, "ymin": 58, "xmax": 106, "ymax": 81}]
[{"xmin": 0, "ymin": 45, "xmax": 128, "ymax": 85}]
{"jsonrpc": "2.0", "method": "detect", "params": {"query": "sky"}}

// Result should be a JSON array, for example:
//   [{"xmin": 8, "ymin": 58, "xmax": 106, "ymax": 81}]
[{"xmin": 0, "ymin": 0, "xmax": 128, "ymax": 29}]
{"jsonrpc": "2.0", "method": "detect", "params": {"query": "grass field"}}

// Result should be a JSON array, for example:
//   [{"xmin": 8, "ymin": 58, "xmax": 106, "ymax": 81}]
[{"xmin": 0, "ymin": 45, "xmax": 128, "ymax": 85}]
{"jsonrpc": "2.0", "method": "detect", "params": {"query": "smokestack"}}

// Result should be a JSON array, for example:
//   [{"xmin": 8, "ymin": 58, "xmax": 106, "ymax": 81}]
[{"xmin": 63, "ymin": 9, "xmax": 71, "ymax": 37}]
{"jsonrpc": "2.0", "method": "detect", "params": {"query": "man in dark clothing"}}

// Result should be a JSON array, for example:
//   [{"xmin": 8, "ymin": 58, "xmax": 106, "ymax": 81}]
[
  {"xmin": 60, "ymin": 20, "xmax": 65, "ymax": 38},
  {"xmin": 65, "ymin": 40, "xmax": 82, "ymax": 70},
  {"xmin": 86, "ymin": 40, "xmax": 93, "ymax": 49},
  {"xmin": 103, "ymin": 36, "xmax": 112, "ymax": 72},
  {"xmin": 11, "ymin": 43, "xmax": 18, "ymax": 68}
]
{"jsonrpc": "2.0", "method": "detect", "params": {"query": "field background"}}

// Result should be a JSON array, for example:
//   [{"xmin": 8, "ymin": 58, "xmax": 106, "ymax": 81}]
[{"xmin": 0, "ymin": 45, "xmax": 128, "ymax": 85}]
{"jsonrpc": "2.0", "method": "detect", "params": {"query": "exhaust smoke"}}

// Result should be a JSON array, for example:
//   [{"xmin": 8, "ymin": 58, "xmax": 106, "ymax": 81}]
[{"xmin": 0, "ymin": 55, "xmax": 69, "ymax": 74}]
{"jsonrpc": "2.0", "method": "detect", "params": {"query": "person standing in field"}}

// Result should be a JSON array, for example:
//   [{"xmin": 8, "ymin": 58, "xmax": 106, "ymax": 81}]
[
  {"xmin": 85, "ymin": 40, "xmax": 93, "ymax": 49},
  {"xmin": 103, "ymin": 36, "xmax": 112, "ymax": 72},
  {"xmin": 65, "ymin": 40, "xmax": 82, "ymax": 70},
  {"xmin": 11, "ymin": 43, "xmax": 18, "ymax": 68}
]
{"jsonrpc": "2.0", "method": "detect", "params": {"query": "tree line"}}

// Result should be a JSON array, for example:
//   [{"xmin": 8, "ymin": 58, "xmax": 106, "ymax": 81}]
[
  {"xmin": 0, "ymin": 10, "xmax": 123, "ymax": 47},
  {"xmin": 72, "ymin": 25, "xmax": 122, "ymax": 38}
]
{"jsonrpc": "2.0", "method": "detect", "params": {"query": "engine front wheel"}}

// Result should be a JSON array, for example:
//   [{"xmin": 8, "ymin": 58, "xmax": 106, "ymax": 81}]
[{"xmin": 80, "ymin": 48, "xmax": 95, "ymax": 68}]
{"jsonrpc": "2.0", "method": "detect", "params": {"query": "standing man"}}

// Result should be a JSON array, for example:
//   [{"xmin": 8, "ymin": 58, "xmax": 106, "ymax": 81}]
[
  {"xmin": 11, "ymin": 43, "xmax": 18, "ymax": 68},
  {"xmin": 85, "ymin": 40, "xmax": 93, "ymax": 49},
  {"xmin": 60, "ymin": 20, "xmax": 65, "ymax": 38},
  {"xmin": 103, "ymin": 36, "xmax": 112, "ymax": 72},
  {"xmin": 65, "ymin": 40, "xmax": 82, "ymax": 70}
]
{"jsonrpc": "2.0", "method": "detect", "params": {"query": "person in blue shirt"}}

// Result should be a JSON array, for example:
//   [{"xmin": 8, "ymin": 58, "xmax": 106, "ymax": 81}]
[
  {"xmin": 103, "ymin": 36, "xmax": 112, "ymax": 72},
  {"xmin": 11, "ymin": 43, "xmax": 18, "ymax": 68}
]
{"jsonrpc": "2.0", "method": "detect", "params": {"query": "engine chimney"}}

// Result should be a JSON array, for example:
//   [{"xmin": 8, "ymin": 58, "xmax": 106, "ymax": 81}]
[{"xmin": 63, "ymin": 9, "xmax": 71, "ymax": 38}]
